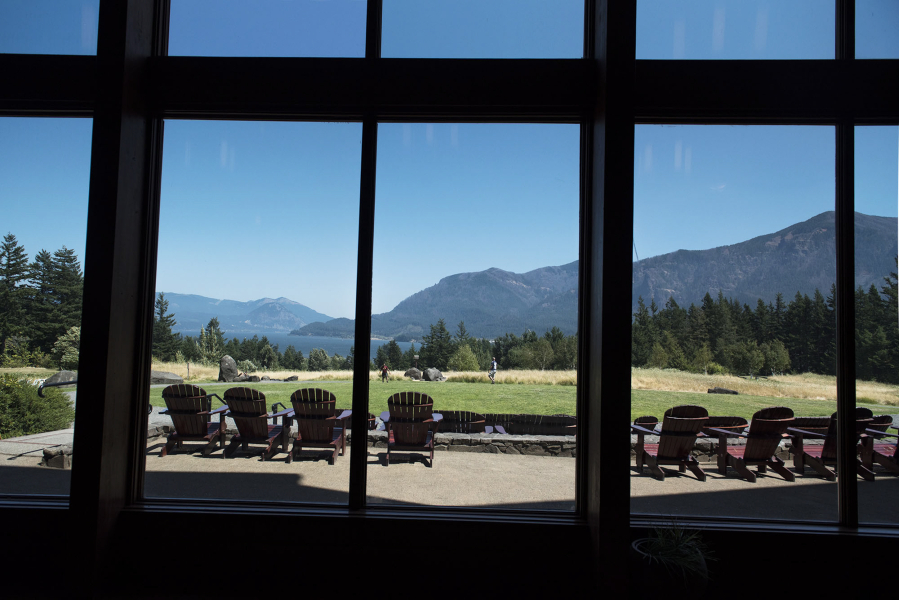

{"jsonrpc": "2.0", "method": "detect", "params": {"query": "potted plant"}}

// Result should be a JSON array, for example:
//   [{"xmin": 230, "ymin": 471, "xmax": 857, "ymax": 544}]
[{"xmin": 629, "ymin": 522, "xmax": 712, "ymax": 597}]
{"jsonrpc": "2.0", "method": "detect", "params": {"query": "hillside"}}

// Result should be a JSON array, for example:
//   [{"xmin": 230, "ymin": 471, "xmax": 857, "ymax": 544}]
[
  {"xmin": 632, "ymin": 211, "xmax": 897, "ymax": 311},
  {"xmin": 162, "ymin": 293, "xmax": 333, "ymax": 335}
]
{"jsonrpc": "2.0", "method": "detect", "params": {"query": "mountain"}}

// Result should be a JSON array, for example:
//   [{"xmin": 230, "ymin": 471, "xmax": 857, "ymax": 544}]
[
  {"xmin": 292, "ymin": 261, "xmax": 580, "ymax": 340},
  {"xmin": 292, "ymin": 211, "xmax": 896, "ymax": 341},
  {"xmin": 160, "ymin": 293, "xmax": 333, "ymax": 335},
  {"xmin": 632, "ymin": 211, "xmax": 897, "ymax": 312}
]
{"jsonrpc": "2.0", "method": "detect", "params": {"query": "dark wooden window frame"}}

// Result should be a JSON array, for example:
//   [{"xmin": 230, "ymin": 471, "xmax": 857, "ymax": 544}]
[{"xmin": 1, "ymin": 0, "xmax": 898, "ymax": 594}]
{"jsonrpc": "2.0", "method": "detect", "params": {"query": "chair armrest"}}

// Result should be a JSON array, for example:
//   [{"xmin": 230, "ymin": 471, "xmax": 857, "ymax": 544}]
[
  {"xmin": 493, "ymin": 425, "xmax": 508, "ymax": 435},
  {"xmin": 866, "ymin": 428, "xmax": 899, "ymax": 439},
  {"xmin": 708, "ymin": 427, "xmax": 746, "ymax": 438},
  {"xmin": 380, "ymin": 410, "xmax": 390, "ymax": 423},
  {"xmin": 272, "ymin": 408, "xmax": 293, "ymax": 418},
  {"xmin": 631, "ymin": 424, "xmax": 658, "ymax": 435},
  {"xmin": 433, "ymin": 413, "xmax": 443, "ymax": 422},
  {"xmin": 336, "ymin": 409, "xmax": 352, "ymax": 421},
  {"xmin": 787, "ymin": 427, "xmax": 826, "ymax": 438},
  {"xmin": 208, "ymin": 406, "xmax": 229, "ymax": 415},
  {"xmin": 159, "ymin": 408, "xmax": 169, "ymax": 415}
]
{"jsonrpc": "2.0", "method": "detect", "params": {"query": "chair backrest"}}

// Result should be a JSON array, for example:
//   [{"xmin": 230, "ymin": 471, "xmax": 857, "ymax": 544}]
[
  {"xmin": 291, "ymin": 388, "xmax": 338, "ymax": 443},
  {"xmin": 658, "ymin": 405, "xmax": 708, "ymax": 459},
  {"xmin": 507, "ymin": 414, "xmax": 577, "ymax": 435},
  {"xmin": 702, "ymin": 415, "xmax": 747, "ymax": 437},
  {"xmin": 224, "ymin": 387, "xmax": 269, "ymax": 439},
  {"xmin": 821, "ymin": 408, "xmax": 874, "ymax": 460},
  {"xmin": 435, "ymin": 410, "xmax": 487, "ymax": 434},
  {"xmin": 869, "ymin": 415, "xmax": 895, "ymax": 434},
  {"xmin": 387, "ymin": 391, "xmax": 434, "ymax": 421},
  {"xmin": 743, "ymin": 406, "xmax": 794, "ymax": 461},
  {"xmin": 633, "ymin": 416, "xmax": 659, "ymax": 432},
  {"xmin": 161, "ymin": 384, "xmax": 211, "ymax": 437},
  {"xmin": 388, "ymin": 392, "xmax": 435, "ymax": 445}
]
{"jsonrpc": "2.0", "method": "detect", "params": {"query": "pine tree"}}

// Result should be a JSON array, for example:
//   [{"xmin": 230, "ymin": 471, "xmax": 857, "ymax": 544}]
[
  {"xmin": 27, "ymin": 249, "xmax": 56, "ymax": 352},
  {"xmin": 152, "ymin": 293, "xmax": 181, "ymax": 361},
  {"xmin": 0, "ymin": 234, "xmax": 30, "ymax": 353},
  {"xmin": 420, "ymin": 319, "xmax": 454, "ymax": 371}
]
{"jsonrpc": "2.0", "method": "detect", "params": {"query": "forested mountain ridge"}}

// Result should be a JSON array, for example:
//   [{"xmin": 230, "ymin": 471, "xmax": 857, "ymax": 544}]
[
  {"xmin": 632, "ymin": 211, "xmax": 897, "ymax": 312},
  {"xmin": 161, "ymin": 293, "xmax": 333, "ymax": 334},
  {"xmin": 292, "ymin": 261, "xmax": 580, "ymax": 340}
]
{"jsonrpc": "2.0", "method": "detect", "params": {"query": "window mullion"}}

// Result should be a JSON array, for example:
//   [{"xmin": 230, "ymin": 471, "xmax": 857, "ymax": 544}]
[{"xmin": 349, "ymin": 117, "xmax": 378, "ymax": 510}]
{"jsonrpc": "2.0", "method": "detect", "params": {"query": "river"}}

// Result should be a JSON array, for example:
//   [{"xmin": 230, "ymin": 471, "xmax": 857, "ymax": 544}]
[{"xmin": 212, "ymin": 331, "xmax": 414, "ymax": 359}]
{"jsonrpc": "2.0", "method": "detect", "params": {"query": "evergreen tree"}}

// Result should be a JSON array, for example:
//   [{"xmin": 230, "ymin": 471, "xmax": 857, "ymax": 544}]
[
  {"xmin": 152, "ymin": 293, "xmax": 181, "ymax": 361},
  {"xmin": 26, "ymin": 249, "xmax": 56, "ymax": 352},
  {"xmin": 384, "ymin": 339, "xmax": 403, "ymax": 368},
  {"xmin": 420, "ymin": 319, "xmax": 454, "ymax": 371},
  {"xmin": 455, "ymin": 321, "xmax": 470, "ymax": 346},
  {"xmin": 0, "ymin": 234, "xmax": 30, "ymax": 353},
  {"xmin": 48, "ymin": 246, "xmax": 82, "ymax": 333}
]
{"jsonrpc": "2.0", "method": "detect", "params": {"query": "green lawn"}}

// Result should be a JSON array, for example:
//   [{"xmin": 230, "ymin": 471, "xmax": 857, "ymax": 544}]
[{"xmin": 149, "ymin": 380, "xmax": 890, "ymax": 419}]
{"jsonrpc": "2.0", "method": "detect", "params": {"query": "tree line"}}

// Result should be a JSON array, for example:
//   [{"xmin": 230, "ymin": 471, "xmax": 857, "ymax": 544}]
[
  {"xmin": 0, "ymin": 233, "xmax": 84, "ymax": 369},
  {"xmin": 632, "ymin": 259, "xmax": 898, "ymax": 383},
  {"xmin": 374, "ymin": 319, "xmax": 578, "ymax": 373}
]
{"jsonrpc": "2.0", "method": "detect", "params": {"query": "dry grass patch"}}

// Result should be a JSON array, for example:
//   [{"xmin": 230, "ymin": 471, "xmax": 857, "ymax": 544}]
[
  {"xmin": 445, "ymin": 369, "xmax": 577, "ymax": 385},
  {"xmin": 631, "ymin": 368, "xmax": 899, "ymax": 406}
]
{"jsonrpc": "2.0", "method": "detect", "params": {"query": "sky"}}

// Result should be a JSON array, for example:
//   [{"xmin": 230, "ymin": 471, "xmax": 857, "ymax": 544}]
[{"xmin": 1, "ymin": 2, "xmax": 897, "ymax": 321}]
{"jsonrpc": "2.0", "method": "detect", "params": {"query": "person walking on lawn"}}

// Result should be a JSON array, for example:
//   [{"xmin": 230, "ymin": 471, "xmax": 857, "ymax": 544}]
[
  {"xmin": 380, "ymin": 363, "xmax": 390, "ymax": 383},
  {"xmin": 489, "ymin": 357, "xmax": 498, "ymax": 384}
]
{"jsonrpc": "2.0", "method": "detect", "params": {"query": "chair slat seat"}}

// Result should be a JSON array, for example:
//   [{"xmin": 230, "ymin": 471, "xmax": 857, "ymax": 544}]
[
  {"xmin": 859, "ymin": 416, "xmax": 899, "ymax": 475},
  {"xmin": 223, "ymin": 387, "xmax": 286, "ymax": 461},
  {"xmin": 710, "ymin": 407, "xmax": 795, "ymax": 482},
  {"xmin": 632, "ymin": 405, "xmax": 707, "ymax": 481},
  {"xmin": 287, "ymin": 388, "xmax": 349, "ymax": 465},
  {"xmin": 789, "ymin": 408, "xmax": 875, "ymax": 481},
  {"xmin": 385, "ymin": 391, "xmax": 439, "ymax": 466},
  {"xmin": 160, "ymin": 385, "xmax": 226, "ymax": 457}
]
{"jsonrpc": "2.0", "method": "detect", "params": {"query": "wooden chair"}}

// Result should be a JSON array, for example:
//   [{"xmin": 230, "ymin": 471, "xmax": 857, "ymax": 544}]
[
  {"xmin": 860, "ymin": 415, "xmax": 899, "ymax": 476},
  {"xmin": 287, "ymin": 388, "xmax": 350, "ymax": 465},
  {"xmin": 631, "ymin": 405, "xmax": 708, "ymax": 481},
  {"xmin": 159, "ymin": 384, "xmax": 228, "ymax": 457},
  {"xmin": 385, "ymin": 391, "xmax": 442, "ymax": 466},
  {"xmin": 788, "ymin": 408, "xmax": 875, "ymax": 481},
  {"xmin": 223, "ymin": 387, "xmax": 290, "ymax": 460},
  {"xmin": 707, "ymin": 407, "xmax": 795, "ymax": 482},
  {"xmin": 436, "ymin": 410, "xmax": 487, "ymax": 434}
]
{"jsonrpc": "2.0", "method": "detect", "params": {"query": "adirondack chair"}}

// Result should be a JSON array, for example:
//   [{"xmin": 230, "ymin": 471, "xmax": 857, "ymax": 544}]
[
  {"xmin": 287, "ymin": 388, "xmax": 351, "ymax": 465},
  {"xmin": 384, "ymin": 391, "xmax": 442, "ymax": 466},
  {"xmin": 435, "ymin": 410, "xmax": 487, "ymax": 434},
  {"xmin": 860, "ymin": 415, "xmax": 899, "ymax": 475},
  {"xmin": 223, "ymin": 387, "xmax": 290, "ymax": 460},
  {"xmin": 631, "ymin": 405, "xmax": 708, "ymax": 481},
  {"xmin": 707, "ymin": 407, "xmax": 795, "ymax": 482},
  {"xmin": 788, "ymin": 408, "xmax": 875, "ymax": 481},
  {"xmin": 159, "ymin": 384, "xmax": 228, "ymax": 457}
]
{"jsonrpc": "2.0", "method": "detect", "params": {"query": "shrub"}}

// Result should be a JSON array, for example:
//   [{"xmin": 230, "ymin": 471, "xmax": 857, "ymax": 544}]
[{"xmin": 0, "ymin": 375, "xmax": 75, "ymax": 439}]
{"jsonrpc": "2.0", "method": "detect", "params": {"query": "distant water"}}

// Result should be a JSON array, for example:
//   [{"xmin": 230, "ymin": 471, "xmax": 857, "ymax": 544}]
[{"xmin": 215, "ymin": 331, "xmax": 413, "ymax": 360}]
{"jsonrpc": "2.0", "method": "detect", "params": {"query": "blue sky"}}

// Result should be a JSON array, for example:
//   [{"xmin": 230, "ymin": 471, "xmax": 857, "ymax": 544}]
[{"xmin": 1, "ymin": 3, "xmax": 897, "ymax": 322}]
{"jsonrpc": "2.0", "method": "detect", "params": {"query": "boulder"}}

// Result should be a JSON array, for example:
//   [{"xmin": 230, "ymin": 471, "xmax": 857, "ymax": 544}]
[
  {"xmin": 233, "ymin": 374, "xmax": 250, "ymax": 382},
  {"xmin": 285, "ymin": 375, "xmax": 299, "ymax": 382},
  {"xmin": 707, "ymin": 387, "xmax": 738, "ymax": 395},
  {"xmin": 423, "ymin": 367, "xmax": 446, "ymax": 382},
  {"xmin": 45, "ymin": 370, "xmax": 77, "ymax": 388},
  {"xmin": 42, "ymin": 444, "xmax": 73, "ymax": 469},
  {"xmin": 248, "ymin": 375, "xmax": 261, "ymax": 382},
  {"xmin": 150, "ymin": 370, "xmax": 183, "ymax": 385},
  {"xmin": 404, "ymin": 368, "xmax": 422, "ymax": 380},
  {"xmin": 218, "ymin": 355, "xmax": 239, "ymax": 382}
]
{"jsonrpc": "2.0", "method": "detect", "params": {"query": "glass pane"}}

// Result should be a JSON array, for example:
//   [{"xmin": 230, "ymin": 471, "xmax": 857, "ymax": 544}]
[
  {"xmin": 856, "ymin": 0, "xmax": 899, "ymax": 58},
  {"xmin": 382, "ymin": 0, "xmax": 583, "ymax": 58},
  {"xmin": 631, "ymin": 125, "xmax": 838, "ymax": 521},
  {"xmin": 0, "ymin": 118, "xmax": 92, "ymax": 496},
  {"xmin": 145, "ymin": 120, "xmax": 361, "ymax": 504},
  {"xmin": 366, "ymin": 123, "xmax": 579, "ymax": 509},
  {"xmin": 855, "ymin": 126, "xmax": 899, "ymax": 525},
  {"xmin": 637, "ymin": 0, "xmax": 833, "ymax": 59},
  {"xmin": 169, "ymin": 0, "xmax": 367, "ymax": 57},
  {"xmin": 0, "ymin": 0, "xmax": 99, "ymax": 55}
]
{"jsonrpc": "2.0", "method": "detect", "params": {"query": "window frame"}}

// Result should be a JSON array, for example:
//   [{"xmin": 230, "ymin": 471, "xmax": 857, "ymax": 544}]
[{"xmin": 1, "ymin": 1, "xmax": 899, "ymax": 594}]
